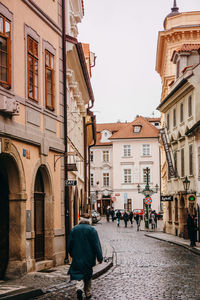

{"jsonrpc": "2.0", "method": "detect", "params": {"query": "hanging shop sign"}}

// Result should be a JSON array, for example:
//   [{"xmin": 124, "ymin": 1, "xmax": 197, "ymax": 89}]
[
  {"xmin": 161, "ymin": 195, "xmax": 173, "ymax": 201},
  {"xmin": 160, "ymin": 128, "xmax": 175, "ymax": 178},
  {"xmin": 188, "ymin": 194, "xmax": 196, "ymax": 202},
  {"xmin": 65, "ymin": 179, "xmax": 77, "ymax": 186}
]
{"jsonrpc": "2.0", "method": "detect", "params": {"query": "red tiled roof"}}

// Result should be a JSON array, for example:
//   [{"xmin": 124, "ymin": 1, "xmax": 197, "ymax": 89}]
[
  {"xmin": 146, "ymin": 117, "xmax": 160, "ymax": 122},
  {"xmin": 110, "ymin": 116, "xmax": 159, "ymax": 140},
  {"xmin": 95, "ymin": 122, "xmax": 128, "ymax": 146},
  {"xmin": 176, "ymin": 44, "xmax": 200, "ymax": 53}
]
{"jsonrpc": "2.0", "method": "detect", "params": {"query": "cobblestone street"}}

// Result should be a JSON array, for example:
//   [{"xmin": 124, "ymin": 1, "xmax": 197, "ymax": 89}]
[{"xmin": 34, "ymin": 219, "xmax": 200, "ymax": 300}]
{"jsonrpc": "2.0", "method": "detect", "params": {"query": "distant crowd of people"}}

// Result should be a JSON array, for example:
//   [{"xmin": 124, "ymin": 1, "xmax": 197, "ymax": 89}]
[{"xmin": 105, "ymin": 207, "xmax": 159, "ymax": 231}]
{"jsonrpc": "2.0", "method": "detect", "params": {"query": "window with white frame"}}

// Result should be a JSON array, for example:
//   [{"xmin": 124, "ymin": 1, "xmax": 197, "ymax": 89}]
[
  {"xmin": 142, "ymin": 168, "xmax": 151, "ymax": 183},
  {"xmin": 102, "ymin": 150, "xmax": 109, "ymax": 163},
  {"xmin": 90, "ymin": 151, "xmax": 94, "ymax": 162},
  {"xmin": 188, "ymin": 95, "xmax": 192, "ymax": 118},
  {"xmin": 142, "ymin": 144, "xmax": 150, "ymax": 156},
  {"xmin": 103, "ymin": 173, "xmax": 109, "ymax": 186},
  {"xmin": 123, "ymin": 169, "xmax": 132, "ymax": 184},
  {"xmin": 123, "ymin": 145, "xmax": 131, "ymax": 157},
  {"xmin": 90, "ymin": 173, "xmax": 94, "ymax": 186}
]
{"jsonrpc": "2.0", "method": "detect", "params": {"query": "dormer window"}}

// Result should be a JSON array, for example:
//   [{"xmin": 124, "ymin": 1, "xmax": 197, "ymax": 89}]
[
  {"xmin": 176, "ymin": 60, "xmax": 180, "ymax": 78},
  {"xmin": 133, "ymin": 125, "xmax": 141, "ymax": 133},
  {"xmin": 100, "ymin": 130, "xmax": 111, "ymax": 143}
]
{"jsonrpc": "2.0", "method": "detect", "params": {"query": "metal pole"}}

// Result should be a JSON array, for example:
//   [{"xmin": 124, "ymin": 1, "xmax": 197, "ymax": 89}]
[{"xmin": 62, "ymin": 0, "xmax": 69, "ymax": 262}]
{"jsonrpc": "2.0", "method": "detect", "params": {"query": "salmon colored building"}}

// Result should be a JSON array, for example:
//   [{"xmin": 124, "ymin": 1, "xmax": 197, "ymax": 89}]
[{"xmin": 0, "ymin": 0, "xmax": 95, "ymax": 279}]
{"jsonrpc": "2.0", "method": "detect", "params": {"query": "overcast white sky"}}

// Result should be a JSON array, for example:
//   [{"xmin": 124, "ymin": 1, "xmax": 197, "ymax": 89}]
[{"xmin": 78, "ymin": 0, "xmax": 200, "ymax": 124}]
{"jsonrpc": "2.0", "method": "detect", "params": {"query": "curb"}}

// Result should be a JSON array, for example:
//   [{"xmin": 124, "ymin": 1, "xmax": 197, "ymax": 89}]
[
  {"xmin": 0, "ymin": 287, "xmax": 43, "ymax": 300},
  {"xmin": 145, "ymin": 233, "xmax": 200, "ymax": 256},
  {"xmin": 92, "ymin": 259, "xmax": 113, "ymax": 279}
]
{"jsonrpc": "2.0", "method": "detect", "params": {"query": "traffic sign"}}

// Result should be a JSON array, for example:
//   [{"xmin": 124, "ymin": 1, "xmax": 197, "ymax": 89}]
[
  {"xmin": 145, "ymin": 196, "xmax": 152, "ymax": 205},
  {"xmin": 65, "ymin": 179, "xmax": 77, "ymax": 186}
]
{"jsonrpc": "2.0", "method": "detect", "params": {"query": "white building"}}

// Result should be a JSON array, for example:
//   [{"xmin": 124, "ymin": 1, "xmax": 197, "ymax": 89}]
[{"xmin": 90, "ymin": 116, "xmax": 161, "ymax": 214}]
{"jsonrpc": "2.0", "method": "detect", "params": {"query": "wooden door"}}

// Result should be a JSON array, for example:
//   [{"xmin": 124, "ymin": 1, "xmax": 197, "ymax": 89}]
[
  {"xmin": 34, "ymin": 192, "xmax": 45, "ymax": 261},
  {"xmin": 0, "ymin": 169, "xmax": 9, "ymax": 279}
]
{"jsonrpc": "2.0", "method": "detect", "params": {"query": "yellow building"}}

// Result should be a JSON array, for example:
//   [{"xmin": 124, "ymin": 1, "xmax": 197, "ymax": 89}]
[
  {"xmin": 0, "ymin": 0, "xmax": 95, "ymax": 279},
  {"xmin": 156, "ymin": 1, "xmax": 200, "ymax": 237}
]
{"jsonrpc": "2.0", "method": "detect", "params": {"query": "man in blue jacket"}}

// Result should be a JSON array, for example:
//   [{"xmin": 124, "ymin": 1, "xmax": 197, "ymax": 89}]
[{"xmin": 68, "ymin": 213, "xmax": 103, "ymax": 300}]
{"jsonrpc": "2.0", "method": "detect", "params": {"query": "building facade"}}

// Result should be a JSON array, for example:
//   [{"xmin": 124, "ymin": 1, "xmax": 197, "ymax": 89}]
[
  {"xmin": 156, "ymin": 1, "xmax": 200, "ymax": 237},
  {"xmin": 0, "ymin": 0, "xmax": 95, "ymax": 279},
  {"xmin": 90, "ymin": 116, "xmax": 161, "ymax": 215}
]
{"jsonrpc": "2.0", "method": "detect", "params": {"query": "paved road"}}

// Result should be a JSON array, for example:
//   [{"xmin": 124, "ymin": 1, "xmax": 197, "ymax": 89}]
[{"xmin": 35, "ymin": 219, "xmax": 200, "ymax": 300}]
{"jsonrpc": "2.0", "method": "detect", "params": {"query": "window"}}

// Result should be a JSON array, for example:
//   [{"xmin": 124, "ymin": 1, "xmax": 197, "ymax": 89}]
[
  {"xmin": 168, "ymin": 202, "xmax": 172, "ymax": 221},
  {"xmin": 124, "ymin": 169, "xmax": 131, "ymax": 183},
  {"xmin": 27, "ymin": 36, "xmax": 38, "ymax": 101},
  {"xmin": 123, "ymin": 145, "xmax": 131, "ymax": 157},
  {"xmin": 189, "ymin": 144, "xmax": 193, "ymax": 176},
  {"xmin": 176, "ymin": 60, "xmax": 180, "ymax": 78},
  {"xmin": 166, "ymin": 114, "xmax": 170, "ymax": 131},
  {"xmin": 0, "ymin": 15, "xmax": 11, "ymax": 88},
  {"xmin": 133, "ymin": 126, "xmax": 141, "ymax": 133},
  {"xmin": 174, "ymin": 151, "xmax": 178, "ymax": 178},
  {"xmin": 181, "ymin": 148, "xmax": 184, "ymax": 177},
  {"xmin": 103, "ymin": 173, "xmax": 109, "ymax": 186},
  {"xmin": 90, "ymin": 173, "xmax": 94, "ymax": 186},
  {"xmin": 90, "ymin": 151, "xmax": 93, "ymax": 162},
  {"xmin": 173, "ymin": 108, "xmax": 176, "ymax": 127},
  {"xmin": 142, "ymin": 144, "xmax": 150, "ymax": 156},
  {"xmin": 175, "ymin": 198, "xmax": 178, "ymax": 222},
  {"xmin": 143, "ymin": 168, "xmax": 151, "ymax": 183},
  {"xmin": 103, "ymin": 150, "xmax": 109, "ymax": 163},
  {"xmin": 188, "ymin": 96, "xmax": 192, "ymax": 117},
  {"xmin": 45, "ymin": 50, "xmax": 54, "ymax": 110},
  {"xmin": 180, "ymin": 103, "xmax": 184, "ymax": 123}
]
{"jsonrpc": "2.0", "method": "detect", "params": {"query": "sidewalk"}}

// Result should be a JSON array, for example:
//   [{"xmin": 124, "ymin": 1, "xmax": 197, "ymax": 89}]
[{"xmin": 0, "ymin": 242, "xmax": 113, "ymax": 300}]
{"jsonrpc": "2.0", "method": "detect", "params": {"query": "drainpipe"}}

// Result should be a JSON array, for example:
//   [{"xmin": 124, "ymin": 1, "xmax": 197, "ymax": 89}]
[
  {"xmin": 88, "ymin": 115, "xmax": 96, "ymax": 209},
  {"xmin": 83, "ymin": 114, "xmax": 96, "ymax": 213},
  {"xmin": 62, "ymin": 0, "xmax": 69, "ymax": 262}
]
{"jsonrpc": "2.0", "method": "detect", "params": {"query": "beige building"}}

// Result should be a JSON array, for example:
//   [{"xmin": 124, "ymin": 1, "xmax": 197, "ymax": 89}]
[
  {"xmin": 156, "ymin": 1, "xmax": 200, "ymax": 237},
  {"xmin": 0, "ymin": 0, "xmax": 95, "ymax": 279}
]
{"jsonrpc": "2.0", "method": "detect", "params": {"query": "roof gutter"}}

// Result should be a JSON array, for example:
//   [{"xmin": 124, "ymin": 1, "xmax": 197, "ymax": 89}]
[
  {"xmin": 157, "ymin": 78, "xmax": 188, "ymax": 110},
  {"xmin": 65, "ymin": 35, "xmax": 95, "ymax": 108}
]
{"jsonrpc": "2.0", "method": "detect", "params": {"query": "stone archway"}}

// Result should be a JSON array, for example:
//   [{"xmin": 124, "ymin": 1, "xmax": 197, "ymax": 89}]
[
  {"xmin": 31, "ymin": 160, "xmax": 54, "ymax": 266},
  {"xmin": 0, "ymin": 139, "xmax": 27, "ymax": 278}
]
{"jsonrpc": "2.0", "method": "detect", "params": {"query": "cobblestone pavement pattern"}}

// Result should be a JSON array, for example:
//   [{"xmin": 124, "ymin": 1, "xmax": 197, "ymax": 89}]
[{"xmin": 34, "ymin": 219, "xmax": 200, "ymax": 300}]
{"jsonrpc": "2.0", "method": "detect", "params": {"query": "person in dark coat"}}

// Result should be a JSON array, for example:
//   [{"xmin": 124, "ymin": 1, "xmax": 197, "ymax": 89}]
[
  {"xmin": 110, "ymin": 209, "xmax": 115, "ymax": 222},
  {"xmin": 123, "ymin": 211, "xmax": 129, "ymax": 227},
  {"xmin": 106, "ymin": 208, "xmax": 110, "ymax": 222},
  {"xmin": 187, "ymin": 214, "xmax": 196, "ymax": 247},
  {"xmin": 135, "ymin": 214, "xmax": 140, "ymax": 231},
  {"xmin": 68, "ymin": 213, "xmax": 103, "ymax": 300},
  {"xmin": 129, "ymin": 211, "xmax": 134, "ymax": 227},
  {"xmin": 116, "ymin": 210, "xmax": 121, "ymax": 227}
]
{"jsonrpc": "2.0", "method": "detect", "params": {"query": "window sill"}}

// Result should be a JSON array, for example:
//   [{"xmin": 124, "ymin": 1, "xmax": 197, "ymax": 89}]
[
  {"xmin": 188, "ymin": 116, "xmax": 193, "ymax": 121},
  {"xmin": 122, "ymin": 156, "xmax": 133, "ymax": 158},
  {"xmin": 122, "ymin": 183, "xmax": 133, "ymax": 185},
  {"xmin": 141, "ymin": 155, "xmax": 152, "ymax": 158}
]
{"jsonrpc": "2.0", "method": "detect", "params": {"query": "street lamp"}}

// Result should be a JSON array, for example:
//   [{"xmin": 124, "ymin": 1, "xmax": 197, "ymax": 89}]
[
  {"xmin": 183, "ymin": 176, "xmax": 190, "ymax": 194},
  {"xmin": 137, "ymin": 167, "xmax": 159, "ymax": 229}
]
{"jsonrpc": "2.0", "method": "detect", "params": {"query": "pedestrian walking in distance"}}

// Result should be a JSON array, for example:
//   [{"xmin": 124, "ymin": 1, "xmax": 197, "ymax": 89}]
[
  {"xmin": 129, "ymin": 211, "xmax": 134, "ymax": 227},
  {"xmin": 106, "ymin": 207, "xmax": 110, "ymax": 222},
  {"xmin": 135, "ymin": 214, "xmax": 140, "ymax": 231},
  {"xmin": 116, "ymin": 210, "xmax": 121, "ymax": 227},
  {"xmin": 110, "ymin": 208, "xmax": 115, "ymax": 222},
  {"xmin": 150, "ymin": 211, "xmax": 156, "ymax": 230},
  {"xmin": 123, "ymin": 211, "xmax": 129, "ymax": 227},
  {"xmin": 68, "ymin": 213, "xmax": 103, "ymax": 300},
  {"xmin": 187, "ymin": 213, "xmax": 197, "ymax": 247}
]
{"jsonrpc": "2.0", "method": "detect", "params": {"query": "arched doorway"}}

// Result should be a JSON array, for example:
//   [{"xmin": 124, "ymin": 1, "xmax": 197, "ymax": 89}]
[
  {"xmin": 34, "ymin": 169, "xmax": 45, "ymax": 261},
  {"xmin": 0, "ymin": 156, "xmax": 9, "ymax": 279}
]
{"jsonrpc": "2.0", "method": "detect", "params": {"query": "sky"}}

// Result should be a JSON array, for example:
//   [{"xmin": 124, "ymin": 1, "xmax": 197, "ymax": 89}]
[{"xmin": 78, "ymin": 0, "xmax": 200, "ymax": 124}]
